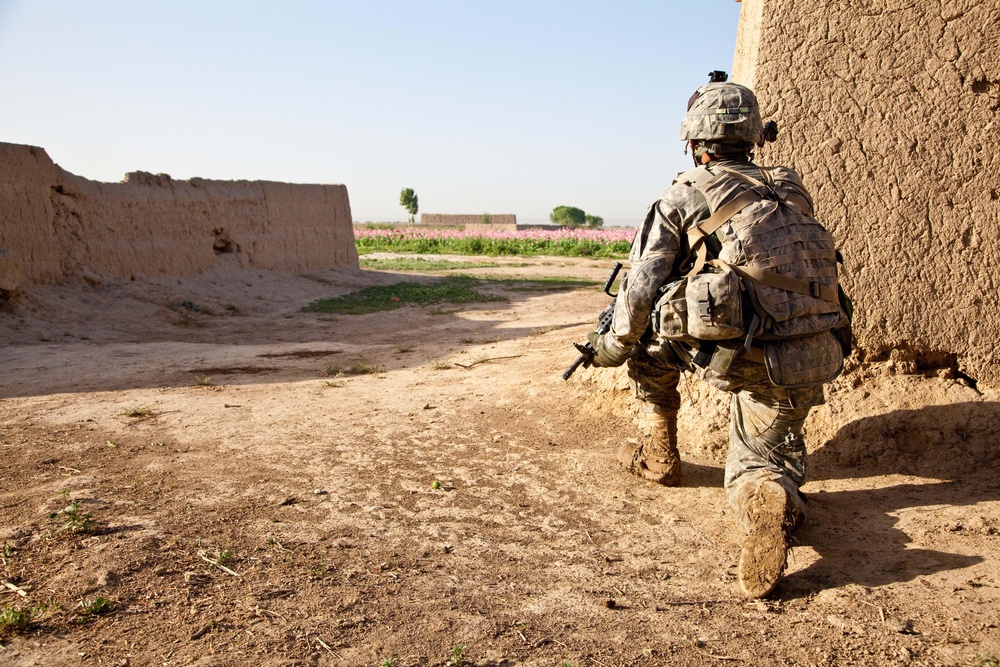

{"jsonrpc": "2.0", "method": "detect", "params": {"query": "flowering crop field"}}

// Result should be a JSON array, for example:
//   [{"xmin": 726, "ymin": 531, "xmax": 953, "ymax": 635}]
[{"xmin": 354, "ymin": 226, "xmax": 634, "ymax": 258}]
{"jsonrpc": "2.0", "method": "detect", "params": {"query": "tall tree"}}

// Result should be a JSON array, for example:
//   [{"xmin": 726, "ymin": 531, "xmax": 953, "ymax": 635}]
[
  {"xmin": 399, "ymin": 188, "xmax": 419, "ymax": 224},
  {"xmin": 549, "ymin": 205, "xmax": 586, "ymax": 228}
]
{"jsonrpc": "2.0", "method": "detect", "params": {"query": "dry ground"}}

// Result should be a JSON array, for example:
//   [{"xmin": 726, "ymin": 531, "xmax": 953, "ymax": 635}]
[{"xmin": 0, "ymin": 255, "xmax": 998, "ymax": 667}]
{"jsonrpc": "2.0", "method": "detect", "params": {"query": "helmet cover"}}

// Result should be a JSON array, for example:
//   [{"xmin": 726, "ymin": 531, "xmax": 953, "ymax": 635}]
[{"xmin": 680, "ymin": 81, "xmax": 764, "ymax": 146}]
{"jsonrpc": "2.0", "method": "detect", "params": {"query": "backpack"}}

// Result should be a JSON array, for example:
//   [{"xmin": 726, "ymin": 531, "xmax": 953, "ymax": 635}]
[{"xmin": 652, "ymin": 164, "xmax": 852, "ymax": 387}]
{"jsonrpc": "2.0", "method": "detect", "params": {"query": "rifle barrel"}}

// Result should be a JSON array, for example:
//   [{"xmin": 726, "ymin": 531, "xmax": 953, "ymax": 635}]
[{"xmin": 562, "ymin": 354, "xmax": 588, "ymax": 381}]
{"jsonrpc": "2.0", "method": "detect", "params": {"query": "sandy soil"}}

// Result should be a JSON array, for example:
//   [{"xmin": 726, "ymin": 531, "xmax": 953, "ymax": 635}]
[{"xmin": 1, "ymin": 255, "xmax": 998, "ymax": 667}]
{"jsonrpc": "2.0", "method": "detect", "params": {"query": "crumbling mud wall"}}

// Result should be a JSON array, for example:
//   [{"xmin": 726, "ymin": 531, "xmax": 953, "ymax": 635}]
[
  {"xmin": 0, "ymin": 143, "xmax": 357, "ymax": 289},
  {"xmin": 733, "ymin": 0, "xmax": 1000, "ymax": 387}
]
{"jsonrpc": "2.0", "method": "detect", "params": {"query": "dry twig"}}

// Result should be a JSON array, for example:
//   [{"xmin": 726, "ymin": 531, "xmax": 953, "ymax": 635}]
[
  {"xmin": 654, "ymin": 600, "xmax": 729, "ymax": 609},
  {"xmin": 454, "ymin": 355, "xmax": 522, "ymax": 369},
  {"xmin": 253, "ymin": 606, "xmax": 287, "ymax": 622},
  {"xmin": 697, "ymin": 647, "xmax": 740, "ymax": 662},
  {"xmin": 199, "ymin": 554, "xmax": 240, "ymax": 577},
  {"xmin": 2, "ymin": 580, "xmax": 29, "ymax": 597}
]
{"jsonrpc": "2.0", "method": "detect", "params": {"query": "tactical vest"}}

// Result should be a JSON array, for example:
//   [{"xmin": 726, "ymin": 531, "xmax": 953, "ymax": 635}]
[{"xmin": 653, "ymin": 163, "xmax": 850, "ymax": 387}]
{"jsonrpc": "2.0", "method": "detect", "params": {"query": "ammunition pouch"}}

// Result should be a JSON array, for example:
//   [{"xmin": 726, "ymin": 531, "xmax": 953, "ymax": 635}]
[{"xmin": 653, "ymin": 268, "xmax": 746, "ymax": 342}]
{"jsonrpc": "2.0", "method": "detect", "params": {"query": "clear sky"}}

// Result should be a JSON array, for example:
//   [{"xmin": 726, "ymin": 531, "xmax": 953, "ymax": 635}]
[{"xmin": 0, "ymin": 1, "xmax": 744, "ymax": 225}]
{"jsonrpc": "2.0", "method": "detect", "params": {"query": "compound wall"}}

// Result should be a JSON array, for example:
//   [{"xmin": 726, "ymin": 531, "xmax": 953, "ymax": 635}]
[
  {"xmin": 0, "ymin": 143, "xmax": 357, "ymax": 289},
  {"xmin": 733, "ymin": 0, "xmax": 1000, "ymax": 387}
]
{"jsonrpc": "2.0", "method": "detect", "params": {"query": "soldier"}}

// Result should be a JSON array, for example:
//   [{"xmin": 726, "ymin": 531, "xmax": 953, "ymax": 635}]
[{"xmin": 586, "ymin": 72, "xmax": 849, "ymax": 598}]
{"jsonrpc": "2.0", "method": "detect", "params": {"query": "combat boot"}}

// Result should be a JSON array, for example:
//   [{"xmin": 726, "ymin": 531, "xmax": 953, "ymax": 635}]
[
  {"xmin": 737, "ymin": 480, "xmax": 793, "ymax": 599},
  {"xmin": 617, "ymin": 406, "xmax": 681, "ymax": 486}
]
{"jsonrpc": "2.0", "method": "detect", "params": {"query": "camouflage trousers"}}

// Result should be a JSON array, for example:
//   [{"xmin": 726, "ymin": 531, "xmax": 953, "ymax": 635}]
[{"xmin": 627, "ymin": 341, "xmax": 823, "ymax": 533}]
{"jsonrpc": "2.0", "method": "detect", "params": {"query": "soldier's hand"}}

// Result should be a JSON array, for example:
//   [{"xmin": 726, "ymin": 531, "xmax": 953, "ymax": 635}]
[{"xmin": 590, "ymin": 333, "xmax": 630, "ymax": 368}]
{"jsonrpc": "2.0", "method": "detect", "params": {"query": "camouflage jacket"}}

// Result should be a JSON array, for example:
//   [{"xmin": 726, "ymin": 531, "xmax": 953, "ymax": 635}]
[{"xmin": 603, "ymin": 158, "xmax": 814, "ymax": 359}]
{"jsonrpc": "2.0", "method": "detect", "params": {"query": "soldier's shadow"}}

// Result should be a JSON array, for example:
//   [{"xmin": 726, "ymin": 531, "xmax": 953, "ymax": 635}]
[{"xmin": 779, "ymin": 401, "xmax": 1000, "ymax": 597}]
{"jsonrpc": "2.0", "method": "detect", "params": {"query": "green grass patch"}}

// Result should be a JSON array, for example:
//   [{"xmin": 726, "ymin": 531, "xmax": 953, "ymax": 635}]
[
  {"xmin": 303, "ymin": 276, "xmax": 506, "ymax": 315},
  {"xmin": 304, "ymin": 275, "xmax": 598, "ymax": 316},
  {"xmin": 359, "ymin": 257, "xmax": 508, "ymax": 271},
  {"xmin": 460, "ymin": 274, "xmax": 599, "ymax": 291}
]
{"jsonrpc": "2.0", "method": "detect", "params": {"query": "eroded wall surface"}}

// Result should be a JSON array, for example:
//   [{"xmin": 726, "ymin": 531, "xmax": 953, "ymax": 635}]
[
  {"xmin": 733, "ymin": 0, "xmax": 1000, "ymax": 387},
  {"xmin": 0, "ymin": 143, "xmax": 357, "ymax": 288}
]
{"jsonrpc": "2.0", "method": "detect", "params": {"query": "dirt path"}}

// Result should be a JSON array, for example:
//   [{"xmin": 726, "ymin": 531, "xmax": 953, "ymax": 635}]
[{"xmin": 1, "ymin": 256, "xmax": 998, "ymax": 666}]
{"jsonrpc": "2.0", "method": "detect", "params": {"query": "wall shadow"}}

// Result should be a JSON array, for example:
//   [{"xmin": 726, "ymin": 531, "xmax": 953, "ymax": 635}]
[{"xmin": 778, "ymin": 402, "xmax": 1000, "ymax": 597}]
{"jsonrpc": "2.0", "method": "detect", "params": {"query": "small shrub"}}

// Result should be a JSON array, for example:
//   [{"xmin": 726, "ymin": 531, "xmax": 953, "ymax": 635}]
[
  {"xmin": 77, "ymin": 596, "xmax": 114, "ymax": 623},
  {"xmin": 122, "ymin": 405, "xmax": 152, "ymax": 418},
  {"xmin": 348, "ymin": 361, "xmax": 385, "ymax": 375},
  {"xmin": 49, "ymin": 501, "xmax": 95, "ymax": 534},
  {"xmin": 446, "ymin": 644, "xmax": 466, "ymax": 667},
  {"xmin": 0, "ymin": 607, "xmax": 32, "ymax": 631}
]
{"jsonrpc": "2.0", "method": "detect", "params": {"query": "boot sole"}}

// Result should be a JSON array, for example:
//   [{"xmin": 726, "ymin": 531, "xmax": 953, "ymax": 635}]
[{"xmin": 738, "ymin": 481, "xmax": 789, "ymax": 599}]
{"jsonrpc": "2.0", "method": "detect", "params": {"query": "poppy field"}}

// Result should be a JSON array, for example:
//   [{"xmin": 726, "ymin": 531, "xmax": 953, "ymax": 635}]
[{"xmin": 353, "ymin": 225, "xmax": 634, "ymax": 258}]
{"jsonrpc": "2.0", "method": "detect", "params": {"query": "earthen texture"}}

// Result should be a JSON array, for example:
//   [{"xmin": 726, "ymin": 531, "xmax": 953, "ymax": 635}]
[
  {"xmin": 419, "ymin": 213, "xmax": 517, "ymax": 226},
  {"xmin": 0, "ymin": 143, "xmax": 357, "ymax": 286},
  {"xmin": 733, "ymin": 0, "xmax": 1000, "ymax": 387}
]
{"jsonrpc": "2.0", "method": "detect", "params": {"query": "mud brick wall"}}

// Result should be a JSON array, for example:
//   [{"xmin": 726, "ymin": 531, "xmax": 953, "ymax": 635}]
[
  {"xmin": 419, "ymin": 214, "xmax": 517, "ymax": 226},
  {"xmin": 732, "ymin": 0, "xmax": 1000, "ymax": 387},
  {"xmin": 0, "ymin": 143, "xmax": 357, "ymax": 287}
]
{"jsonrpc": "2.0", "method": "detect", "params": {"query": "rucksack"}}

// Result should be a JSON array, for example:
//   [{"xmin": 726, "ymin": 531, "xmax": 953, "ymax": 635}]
[{"xmin": 653, "ymin": 164, "xmax": 852, "ymax": 387}]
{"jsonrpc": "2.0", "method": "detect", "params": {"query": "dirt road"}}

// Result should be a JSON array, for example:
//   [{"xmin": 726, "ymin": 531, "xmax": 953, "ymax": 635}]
[{"xmin": 1, "ymin": 256, "xmax": 998, "ymax": 666}]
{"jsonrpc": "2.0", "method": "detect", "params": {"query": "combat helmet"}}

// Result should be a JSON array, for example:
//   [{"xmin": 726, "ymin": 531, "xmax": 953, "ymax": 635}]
[{"xmin": 680, "ymin": 71, "xmax": 770, "ymax": 150}]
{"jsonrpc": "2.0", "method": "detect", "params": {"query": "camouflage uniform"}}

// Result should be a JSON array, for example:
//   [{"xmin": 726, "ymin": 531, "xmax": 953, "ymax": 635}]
[
  {"xmin": 588, "ymin": 75, "xmax": 848, "ymax": 598},
  {"xmin": 602, "ymin": 157, "xmax": 821, "ymax": 529}
]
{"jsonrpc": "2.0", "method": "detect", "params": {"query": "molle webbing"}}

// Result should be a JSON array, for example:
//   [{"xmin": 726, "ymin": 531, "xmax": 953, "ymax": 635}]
[
  {"xmin": 711, "ymin": 259, "xmax": 839, "ymax": 305},
  {"xmin": 681, "ymin": 167, "xmax": 841, "ymax": 306}
]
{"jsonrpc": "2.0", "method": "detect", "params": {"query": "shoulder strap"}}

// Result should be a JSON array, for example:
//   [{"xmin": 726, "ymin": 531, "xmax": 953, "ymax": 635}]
[{"xmin": 683, "ymin": 188, "xmax": 763, "ymax": 277}]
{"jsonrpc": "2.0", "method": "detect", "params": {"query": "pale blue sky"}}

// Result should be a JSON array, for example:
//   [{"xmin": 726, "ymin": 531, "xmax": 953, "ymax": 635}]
[{"xmin": 0, "ymin": 1, "xmax": 743, "ymax": 225}]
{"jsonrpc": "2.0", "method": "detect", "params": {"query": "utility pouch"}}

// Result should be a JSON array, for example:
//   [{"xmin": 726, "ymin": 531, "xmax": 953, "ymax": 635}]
[
  {"xmin": 763, "ymin": 330, "xmax": 844, "ymax": 388},
  {"xmin": 691, "ymin": 340, "xmax": 743, "ymax": 391},
  {"xmin": 685, "ymin": 269, "xmax": 745, "ymax": 340},
  {"xmin": 653, "ymin": 279, "xmax": 693, "ymax": 342}
]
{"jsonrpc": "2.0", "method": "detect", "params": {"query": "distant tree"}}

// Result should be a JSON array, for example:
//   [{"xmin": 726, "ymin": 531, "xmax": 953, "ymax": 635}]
[
  {"xmin": 549, "ymin": 205, "xmax": 586, "ymax": 228},
  {"xmin": 480, "ymin": 212, "xmax": 492, "ymax": 225},
  {"xmin": 584, "ymin": 214, "xmax": 604, "ymax": 229},
  {"xmin": 399, "ymin": 188, "xmax": 419, "ymax": 224}
]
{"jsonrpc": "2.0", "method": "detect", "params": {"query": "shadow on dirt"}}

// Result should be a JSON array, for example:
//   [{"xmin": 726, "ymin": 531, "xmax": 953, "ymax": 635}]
[
  {"xmin": 678, "ymin": 460, "xmax": 726, "ymax": 488},
  {"xmin": 781, "ymin": 402, "xmax": 1000, "ymax": 597},
  {"xmin": 0, "ymin": 269, "xmax": 601, "ymax": 398}
]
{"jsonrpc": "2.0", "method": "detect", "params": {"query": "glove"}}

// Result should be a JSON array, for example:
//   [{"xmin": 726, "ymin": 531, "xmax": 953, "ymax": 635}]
[{"xmin": 587, "ymin": 332, "xmax": 630, "ymax": 368}]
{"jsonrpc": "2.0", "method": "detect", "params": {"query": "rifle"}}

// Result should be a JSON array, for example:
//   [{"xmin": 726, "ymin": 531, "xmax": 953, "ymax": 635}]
[{"xmin": 562, "ymin": 261, "xmax": 624, "ymax": 380}]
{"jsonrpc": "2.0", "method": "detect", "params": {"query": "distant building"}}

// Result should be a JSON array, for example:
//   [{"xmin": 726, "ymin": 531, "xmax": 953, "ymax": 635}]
[{"xmin": 418, "ymin": 213, "xmax": 517, "ymax": 227}]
